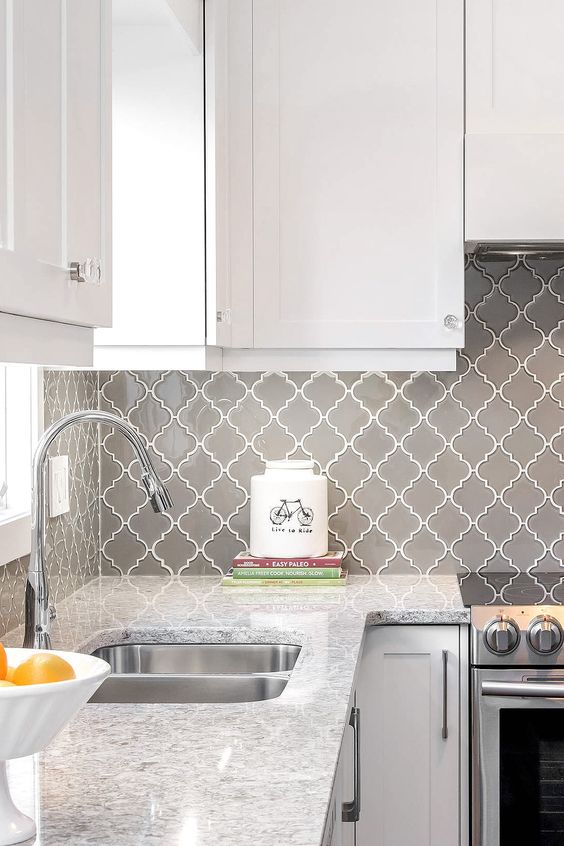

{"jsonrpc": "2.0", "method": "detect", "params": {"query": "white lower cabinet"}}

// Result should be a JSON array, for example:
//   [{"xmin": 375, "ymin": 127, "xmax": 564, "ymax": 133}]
[{"xmin": 356, "ymin": 626, "xmax": 466, "ymax": 846}]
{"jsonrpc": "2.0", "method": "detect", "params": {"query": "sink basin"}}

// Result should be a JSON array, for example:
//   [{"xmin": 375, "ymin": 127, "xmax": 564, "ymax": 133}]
[
  {"xmin": 88, "ymin": 642, "xmax": 301, "ymax": 704},
  {"xmin": 91, "ymin": 642, "xmax": 301, "ymax": 675},
  {"xmin": 89, "ymin": 673, "xmax": 289, "ymax": 704}
]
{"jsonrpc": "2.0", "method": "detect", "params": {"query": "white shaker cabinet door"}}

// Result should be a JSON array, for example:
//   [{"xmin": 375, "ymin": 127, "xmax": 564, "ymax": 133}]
[
  {"xmin": 251, "ymin": 0, "xmax": 464, "ymax": 350},
  {"xmin": 0, "ymin": 0, "xmax": 111, "ymax": 328},
  {"xmin": 466, "ymin": 0, "xmax": 564, "ymax": 241},
  {"xmin": 356, "ymin": 626, "xmax": 461, "ymax": 846}
]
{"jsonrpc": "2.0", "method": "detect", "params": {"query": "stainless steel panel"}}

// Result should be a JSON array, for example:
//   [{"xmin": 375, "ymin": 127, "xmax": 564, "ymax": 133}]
[
  {"xmin": 482, "ymin": 679, "xmax": 564, "ymax": 698},
  {"xmin": 341, "ymin": 706, "xmax": 361, "ymax": 824},
  {"xmin": 91, "ymin": 642, "xmax": 301, "ymax": 675},
  {"xmin": 89, "ymin": 673, "xmax": 288, "ymax": 704},
  {"xmin": 472, "ymin": 667, "xmax": 564, "ymax": 846},
  {"xmin": 469, "ymin": 242, "xmax": 564, "ymax": 261},
  {"xmin": 471, "ymin": 605, "xmax": 564, "ymax": 668}
]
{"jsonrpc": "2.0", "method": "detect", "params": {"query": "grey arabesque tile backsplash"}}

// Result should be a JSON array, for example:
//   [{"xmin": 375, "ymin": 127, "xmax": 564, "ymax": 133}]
[
  {"xmin": 43, "ymin": 371, "xmax": 100, "ymax": 592},
  {"xmin": 0, "ymin": 371, "xmax": 99, "ymax": 637},
  {"xmin": 0, "ymin": 558, "xmax": 28, "ymax": 639},
  {"xmin": 97, "ymin": 257, "xmax": 564, "ymax": 579},
  {"xmin": 2, "ymin": 255, "xmax": 564, "ymax": 635}
]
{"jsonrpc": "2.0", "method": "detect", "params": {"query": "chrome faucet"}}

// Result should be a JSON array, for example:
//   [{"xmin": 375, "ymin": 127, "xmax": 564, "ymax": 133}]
[{"xmin": 23, "ymin": 410, "xmax": 173, "ymax": 650}]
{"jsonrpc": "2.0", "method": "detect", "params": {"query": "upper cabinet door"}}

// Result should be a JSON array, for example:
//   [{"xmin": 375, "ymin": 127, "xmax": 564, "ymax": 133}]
[
  {"xmin": 466, "ymin": 0, "xmax": 564, "ymax": 241},
  {"xmin": 0, "ymin": 0, "xmax": 111, "ymax": 328},
  {"xmin": 250, "ymin": 0, "xmax": 464, "ymax": 350}
]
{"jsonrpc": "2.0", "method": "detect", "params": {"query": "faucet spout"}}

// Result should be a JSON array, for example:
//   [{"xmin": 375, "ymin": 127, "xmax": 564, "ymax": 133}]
[{"xmin": 23, "ymin": 410, "xmax": 173, "ymax": 649}]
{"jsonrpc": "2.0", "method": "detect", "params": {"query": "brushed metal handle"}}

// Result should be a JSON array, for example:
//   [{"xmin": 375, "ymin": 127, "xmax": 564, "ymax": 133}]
[
  {"xmin": 70, "ymin": 258, "xmax": 102, "ymax": 285},
  {"xmin": 442, "ymin": 650, "xmax": 448, "ymax": 740},
  {"xmin": 342, "ymin": 706, "xmax": 360, "ymax": 823},
  {"xmin": 482, "ymin": 680, "xmax": 564, "ymax": 698}
]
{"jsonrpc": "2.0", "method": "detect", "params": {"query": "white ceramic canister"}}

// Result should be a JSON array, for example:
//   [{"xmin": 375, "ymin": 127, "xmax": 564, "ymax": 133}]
[{"xmin": 250, "ymin": 460, "xmax": 328, "ymax": 558}]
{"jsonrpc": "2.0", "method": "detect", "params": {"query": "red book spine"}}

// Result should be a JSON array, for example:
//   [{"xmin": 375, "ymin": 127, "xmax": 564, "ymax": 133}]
[{"xmin": 232, "ymin": 555, "xmax": 343, "ymax": 569}]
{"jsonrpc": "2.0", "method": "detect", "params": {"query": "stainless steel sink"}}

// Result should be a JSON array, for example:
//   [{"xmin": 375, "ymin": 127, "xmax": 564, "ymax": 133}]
[
  {"xmin": 88, "ymin": 642, "xmax": 301, "ymax": 704},
  {"xmin": 91, "ymin": 642, "xmax": 301, "ymax": 675},
  {"xmin": 89, "ymin": 673, "xmax": 289, "ymax": 704}
]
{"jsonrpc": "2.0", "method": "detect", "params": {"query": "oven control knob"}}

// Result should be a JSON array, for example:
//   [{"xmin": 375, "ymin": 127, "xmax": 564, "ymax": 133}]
[
  {"xmin": 484, "ymin": 615, "xmax": 520, "ymax": 654},
  {"xmin": 528, "ymin": 615, "xmax": 563, "ymax": 655}
]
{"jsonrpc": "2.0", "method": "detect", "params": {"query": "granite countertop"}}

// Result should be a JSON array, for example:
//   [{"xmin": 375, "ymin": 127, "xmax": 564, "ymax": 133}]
[{"xmin": 5, "ymin": 573, "xmax": 467, "ymax": 846}]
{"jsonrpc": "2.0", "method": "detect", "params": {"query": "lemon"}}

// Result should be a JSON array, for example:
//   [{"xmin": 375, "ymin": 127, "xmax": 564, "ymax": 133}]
[{"xmin": 13, "ymin": 654, "xmax": 76, "ymax": 685}]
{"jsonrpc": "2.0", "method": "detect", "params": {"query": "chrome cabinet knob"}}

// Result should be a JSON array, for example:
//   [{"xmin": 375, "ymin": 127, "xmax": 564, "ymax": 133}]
[
  {"xmin": 443, "ymin": 314, "xmax": 461, "ymax": 330},
  {"xmin": 528, "ymin": 615, "xmax": 563, "ymax": 655},
  {"xmin": 70, "ymin": 258, "xmax": 102, "ymax": 285},
  {"xmin": 484, "ymin": 615, "xmax": 520, "ymax": 654}
]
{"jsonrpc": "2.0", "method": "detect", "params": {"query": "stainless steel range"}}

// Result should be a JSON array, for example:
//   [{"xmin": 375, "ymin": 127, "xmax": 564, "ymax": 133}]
[{"xmin": 460, "ymin": 572, "xmax": 564, "ymax": 846}]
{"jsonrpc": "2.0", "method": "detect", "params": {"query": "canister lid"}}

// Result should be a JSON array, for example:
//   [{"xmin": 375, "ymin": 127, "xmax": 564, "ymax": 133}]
[{"xmin": 265, "ymin": 460, "xmax": 314, "ymax": 470}]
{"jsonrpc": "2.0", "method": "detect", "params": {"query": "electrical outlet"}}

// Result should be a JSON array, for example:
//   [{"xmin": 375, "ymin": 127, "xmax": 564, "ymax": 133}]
[{"xmin": 48, "ymin": 455, "xmax": 69, "ymax": 518}]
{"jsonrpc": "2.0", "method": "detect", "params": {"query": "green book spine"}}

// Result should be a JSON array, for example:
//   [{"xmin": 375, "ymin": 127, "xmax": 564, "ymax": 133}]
[
  {"xmin": 223, "ymin": 575, "xmax": 347, "ymax": 587},
  {"xmin": 232, "ymin": 567, "xmax": 341, "ymax": 579}
]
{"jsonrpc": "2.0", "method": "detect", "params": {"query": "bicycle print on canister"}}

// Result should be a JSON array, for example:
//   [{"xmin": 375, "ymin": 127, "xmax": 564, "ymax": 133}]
[
  {"xmin": 269, "ymin": 499, "xmax": 314, "ymax": 527},
  {"xmin": 250, "ymin": 460, "xmax": 328, "ymax": 558}
]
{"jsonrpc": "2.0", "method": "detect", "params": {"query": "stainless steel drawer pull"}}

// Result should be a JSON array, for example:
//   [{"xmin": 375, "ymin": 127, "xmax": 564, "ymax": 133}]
[
  {"xmin": 482, "ymin": 680, "xmax": 564, "ymax": 698},
  {"xmin": 342, "ymin": 706, "xmax": 361, "ymax": 823},
  {"xmin": 442, "ymin": 650, "xmax": 448, "ymax": 740}
]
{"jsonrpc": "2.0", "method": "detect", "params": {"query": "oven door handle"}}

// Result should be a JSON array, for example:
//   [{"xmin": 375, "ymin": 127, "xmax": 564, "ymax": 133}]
[{"xmin": 482, "ymin": 680, "xmax": 564, "ymax": 698}]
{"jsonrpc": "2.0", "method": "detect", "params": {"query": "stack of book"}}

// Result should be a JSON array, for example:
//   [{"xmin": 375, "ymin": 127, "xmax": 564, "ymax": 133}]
[{"xmin": 222, "ymin": 551, "xmax": 346, "ymax": 587}]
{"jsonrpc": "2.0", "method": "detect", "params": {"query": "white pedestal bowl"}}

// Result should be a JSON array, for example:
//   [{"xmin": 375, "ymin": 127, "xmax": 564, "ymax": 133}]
[{"xmin": 0, "ymin": 648, "xmax": 110, "ymax": 846}]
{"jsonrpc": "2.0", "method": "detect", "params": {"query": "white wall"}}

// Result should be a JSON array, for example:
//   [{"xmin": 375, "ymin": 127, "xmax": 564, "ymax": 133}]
[{"xmin": 96, "ymin": 0, "xmax": 205, "ymax": 349}]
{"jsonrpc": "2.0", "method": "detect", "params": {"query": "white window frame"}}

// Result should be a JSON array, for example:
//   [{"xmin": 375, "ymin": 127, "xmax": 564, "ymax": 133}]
[{"xmin": 0, "ymin": 367, "xmax": 42, "ymax": 567}]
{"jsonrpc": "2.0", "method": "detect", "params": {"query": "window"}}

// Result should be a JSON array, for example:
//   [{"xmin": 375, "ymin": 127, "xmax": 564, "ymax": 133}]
[{"xmin": 0, "ymin": 366, "xmax": 40, "ymax": 566}]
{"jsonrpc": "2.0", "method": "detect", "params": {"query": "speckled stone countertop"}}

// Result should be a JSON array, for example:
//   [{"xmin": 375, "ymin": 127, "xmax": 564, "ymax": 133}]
[{"xmin": 5, "ymin": 574, "xmax": 467, "ymax": 846}]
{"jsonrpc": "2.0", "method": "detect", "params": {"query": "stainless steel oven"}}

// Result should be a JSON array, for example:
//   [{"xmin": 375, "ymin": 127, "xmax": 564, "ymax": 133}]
[
  {"xmin": 467, "ymin": 594, "xmax": 564, "ymax": 846},
  {"xmin": 473, "ymin": 667, "xmax": 564, "ymax": 846}
]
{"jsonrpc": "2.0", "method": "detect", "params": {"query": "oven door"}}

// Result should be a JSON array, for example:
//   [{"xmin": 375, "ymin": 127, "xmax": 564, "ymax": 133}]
[{"xmin": 473, "ymin": 667, "xmax": 564, "ymax": 846}]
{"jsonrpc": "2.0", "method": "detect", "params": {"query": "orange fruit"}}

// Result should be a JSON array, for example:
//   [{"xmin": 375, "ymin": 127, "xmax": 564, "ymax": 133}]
[
  {"xmin": 13, "ymin": 653, "xmax": 76, "ymax": 686},
  {"xmin": 0, "ymin": 680, "xmax": 15, "ymax": 688},
  {"xmin": 0, "ymin": 644, "xmax": 6, "ymax": 680},
  {"xmin": 5, "ymin": 666, "xmax": 15, "ymax": 683}
]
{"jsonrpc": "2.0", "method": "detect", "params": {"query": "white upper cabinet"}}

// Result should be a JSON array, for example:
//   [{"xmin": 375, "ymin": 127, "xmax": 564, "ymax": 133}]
[
  {"xmin": 0, "ymin": 0, "xmax": 111, "ymax": 335},
  {"xmin": 466, "ymin": 0, "xmax": 564, "ymax": 242},
  {"xmin": 211, "ymin": 0, "xmax": 465, "ymax": 366}
]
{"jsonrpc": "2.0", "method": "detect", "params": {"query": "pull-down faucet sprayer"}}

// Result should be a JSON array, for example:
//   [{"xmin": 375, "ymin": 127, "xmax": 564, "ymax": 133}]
[{"xmin": 23, "ymin": 410, "xmax": 173, "ymax": 649}]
